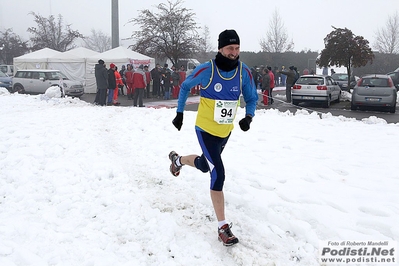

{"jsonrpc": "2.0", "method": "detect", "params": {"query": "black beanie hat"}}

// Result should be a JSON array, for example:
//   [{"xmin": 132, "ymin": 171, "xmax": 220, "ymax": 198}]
[{"xmin": 218, "ymin": 29, "xmax": 240, "ymax": 49}]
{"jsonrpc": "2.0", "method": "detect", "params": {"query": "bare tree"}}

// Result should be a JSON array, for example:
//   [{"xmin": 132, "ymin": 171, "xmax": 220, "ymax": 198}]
[
  {"xmin": 0, "ymin": 29, "xmax": 29, "ymax": 64},
  {"xmin": 127, "ymin": 0, "xmax": 202, "ymax": 66},
  {"xmin": 201, "ymin": 25, "xmax": 214, "ymax": 53},
  {"xmin": 28, "ymin": 12, "xmax": 83, "ymax": 52},
  {"xmin": 83, "ymin": 29, "xmax": 111, "ymax": 52},
  {"xmin": 260, "ymin": 9, "xmax": 294, "ymax": 53},
  {"xmin": 196, "ymin": 25, "xmax": 214, "ymax": 63},
  {"xmin": 373, "ymin": 12, "xmax": 399, "ymax": 54}
]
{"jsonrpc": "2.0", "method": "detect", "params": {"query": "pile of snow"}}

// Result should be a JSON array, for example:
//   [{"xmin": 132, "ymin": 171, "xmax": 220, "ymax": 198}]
[
  {"xmin": 44, "ymin": 86, "xmax": 63, "ymax": 99},
  {"xmin": 0, "ymin": 94, "xmax": 397, "ymax": 265},
  {"xmin": 340, "ymin": 90, "xmax": 352, "ymax": 101},
  {"xmin": 0, "ymin": 87, "xmax": 10, "ymax": 95}
]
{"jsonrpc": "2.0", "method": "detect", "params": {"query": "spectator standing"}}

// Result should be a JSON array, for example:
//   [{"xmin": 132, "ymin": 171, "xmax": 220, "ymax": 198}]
[
  {"xmin": 273, "ymin": 66, "xmax": 280, "ymax": 87},
  {"xmin": 144, "ymin": 65, "xmax": 151, "ymax": 98},
  {"xmin": 162, "ymin": 64, "xmax": 172, "ymax": 100},
  {"xmin": 178, "ymin": 65, "xmax": 186, "ymax": 86},
  {"xmin": 279, "ymin": 65, "xmax": 296, "ymax": 103},
  {"xmin": 261, "ymin": 67, "xmax": 270, "ymax": 105},
  {"xmin": 268, "ymin": 66, "xmax": 275, "ymax": 104},
  {"xmin": 107, "ymin": 63, "xmax": 117, "ymax": 106},
  {"xmin": 132, "ymin": 65, "xmax": 147, "ymax": 107},
  {"xmin": 171, "ymin": 65, "xmax": 180, "ymax": 99},
  {"xmin": 125, "ymin": 64, "xmax": 134, "ymax": 100},
  {"xmin": 119, "ymin": 65, "xmax": 126, "ymax": 95},
  {"xmin": 169, "ymin": 29, "xmax": 258, "ymax": 246},
  {"xmin": 294, "ymin": 67, "xmax": 300, "ymax": 83},
  {"xmin": 94, "ymin": 59, "xmax": 108, "ymax": 106},
  {"xmin": 113, "ymin": 66, "xmax": 123, "ymax": 105},
  {"xmin": 151, "ymin": 64, "xmax": 162, "ymax": 98},
  {"xmin": 280, "ymin": 66, "xmax": 287, "ymax": 86},
  {"xmin": 251, "ymin": 67, "xmax": 259, "ymax": 90}
]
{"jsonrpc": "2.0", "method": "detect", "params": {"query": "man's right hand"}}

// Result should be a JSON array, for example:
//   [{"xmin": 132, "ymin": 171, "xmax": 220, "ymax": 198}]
[{"xmin": 172, "ymin": 112, "xmax": 183, "ymax": 131}]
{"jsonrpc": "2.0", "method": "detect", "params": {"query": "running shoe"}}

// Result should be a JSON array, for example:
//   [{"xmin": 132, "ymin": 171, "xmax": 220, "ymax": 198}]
[
  {"xmin": 218, "ymin": 223, "xmax": 239, "ymax": 246},
  {"xmin": 169, "ymin": 151, "xmax": 182, "ymax": 176}
]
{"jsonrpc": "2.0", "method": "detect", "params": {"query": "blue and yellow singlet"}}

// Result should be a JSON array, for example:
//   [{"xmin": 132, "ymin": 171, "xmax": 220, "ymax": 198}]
[{"xmin": 177, "ymin": 59, "xmax": 258, "ymax": 138}]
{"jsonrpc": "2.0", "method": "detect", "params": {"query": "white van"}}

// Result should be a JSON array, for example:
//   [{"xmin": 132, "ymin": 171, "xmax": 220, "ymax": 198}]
[
  {"xmin": 166, "ymin": 58, "xmax": 200, "ymax": 74},
  {"xmin": 0, "ymin": 65, "xmax": 14, "ymax": 77}
]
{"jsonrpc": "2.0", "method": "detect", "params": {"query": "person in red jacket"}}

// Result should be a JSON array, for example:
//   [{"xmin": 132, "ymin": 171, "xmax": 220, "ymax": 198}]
[
  {"xmin": 178, "ymin": 65, "xmax": 186, "ymax": 86},
  {"xmin": 144, "ymin": 65, "xmax": 151, "ymax": 98},
  {"xmin": 113, "ymin": 66, "xmax": 124, "ymax": 105},
  {"xmin": 171, "ymin": 65, "xmax": 180, "ymax": 99},
  {"xmin": 124, "ymin": 64, "xmax": 134, "ymax": 100},
  {"xmin": 132, "ymin": 65, "xmax": 147, "ymax": 107},
  {"xmin": 267, "ymin": 66, "xmax": 275, "ymax": 104}
]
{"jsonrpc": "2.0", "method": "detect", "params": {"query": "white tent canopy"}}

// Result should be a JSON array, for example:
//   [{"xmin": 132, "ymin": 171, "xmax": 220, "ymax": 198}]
[
  {"xmin": 12, "ymin": 46, "xmax": 155, "ymax": 93},
  {"xmin": 85, "ymin": 46, "xmax": 155, "ymax": 93},
  {"xmin": 63, "ymin": 47, "xmax": 99, "ymax": 58},
  {"xmin": 13, "ymin": 48, "xmax": 63, "ymax": 70},
  {"xmin": 47, "ymin": 47, "xmax": 99, "ymax": 86}
]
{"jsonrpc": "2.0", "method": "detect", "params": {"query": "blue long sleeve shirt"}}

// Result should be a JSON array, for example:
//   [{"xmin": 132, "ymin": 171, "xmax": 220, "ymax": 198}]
[{"xmin": 176, "ymin": 59, "xmax": 258, "ymax": 137}]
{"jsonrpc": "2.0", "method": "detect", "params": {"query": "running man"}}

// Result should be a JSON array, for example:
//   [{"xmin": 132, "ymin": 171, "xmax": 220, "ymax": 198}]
[{"xmin": 169, "ymin": 29, "xmax": 258, "ymax": 246}]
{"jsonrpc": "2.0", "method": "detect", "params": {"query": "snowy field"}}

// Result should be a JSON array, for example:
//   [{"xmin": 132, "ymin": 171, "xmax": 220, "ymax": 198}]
[{"xmin": 0, "ymin": 88, "xmax": 398, "ymax": 265}]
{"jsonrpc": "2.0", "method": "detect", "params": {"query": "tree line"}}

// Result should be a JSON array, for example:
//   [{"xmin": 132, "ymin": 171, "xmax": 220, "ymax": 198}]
[
  {"xmin": 238, "ymin": 51, "xmax": 398, "ymax": 77},
  {"xmin": 0, "ymin": 0, "xmax": 398, "ymax": 81}
]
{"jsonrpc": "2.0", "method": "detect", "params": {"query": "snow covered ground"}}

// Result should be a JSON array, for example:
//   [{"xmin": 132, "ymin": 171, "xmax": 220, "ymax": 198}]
[{"xmin": 0, "ymin": 88, "xmax": 398, "ymax": 265}]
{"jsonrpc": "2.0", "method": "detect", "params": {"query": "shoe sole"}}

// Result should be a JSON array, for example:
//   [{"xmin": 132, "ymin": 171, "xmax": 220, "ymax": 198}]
[
  {"xmin": 169, "ymin": 151, "xmax": 180, "ymax": 177},
  {"xmin": 169, "ymin": 164, "xmax": 180, "ymax": 177},
  {"xmin": 218, "ymin": 237, "xmax": 239, "ymax": 246}
]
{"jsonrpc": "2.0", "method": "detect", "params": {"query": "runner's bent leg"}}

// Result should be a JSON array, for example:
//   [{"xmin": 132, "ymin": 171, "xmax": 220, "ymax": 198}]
[{"xmin": 194, "ymin": 130, "xmax": 230, "ymax": 222}]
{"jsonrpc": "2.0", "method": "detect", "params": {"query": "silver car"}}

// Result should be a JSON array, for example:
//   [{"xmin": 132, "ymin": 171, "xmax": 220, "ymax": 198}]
[
  {"xmin": 0, "ymin": 71, "xmax": 13, "ymax": 92},
  {"xmin": 386, "ymin": 71, "xmax": 399, "ymax": 91},
  {"xmin": 331, "ymin": 73, "xmax": 349, "ymax": 91},
  {"xmin": 12, "ymin": 69, "xmax": 84, "ymax": 97},
  {"xmin": 351, "ymin": 74, "xmax": 397, "ymax": 113},
  {"xmin": 292, "ymin": 75, "xmax": 341, "ymax": 108}
]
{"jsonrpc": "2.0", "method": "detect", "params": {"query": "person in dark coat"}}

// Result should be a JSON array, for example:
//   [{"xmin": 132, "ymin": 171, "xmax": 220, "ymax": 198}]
[
  {"xmin": 107, "ymin": 63, "xmax": 117, "ymax": 105},
  {"xmin": 119, "ymin": 65, "xmax": 126, "ymax": 95},
  {"xmin": 161, "ymin": 63, "xmax": 172, "ymax": 100},
  {"xmin": 260, "ymin": 67, "xmax": 270, "ymax": 105},
  {"xmin": 151, "ymin": 64, "xmax": 162, "ymax": 98},
  {"xmin": 279, "ymin": 65, "xmax": 296, "ymax": 103},
  {"xmin": 144, "ymin": 65, "xmax": 151, "ymax": 98},
  {"xmin": 251, "ymin": 67, "xmax": 259, "ymax": 90},
  {"xmin": 94, "ymin": 59, "xmax": 108, "ymax": 106}
]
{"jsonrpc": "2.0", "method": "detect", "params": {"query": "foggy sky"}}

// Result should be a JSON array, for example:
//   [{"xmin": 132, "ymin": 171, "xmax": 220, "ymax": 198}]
[{"xmin": 0, "ymin": 0, "xmax": 398, "ymax": 52}]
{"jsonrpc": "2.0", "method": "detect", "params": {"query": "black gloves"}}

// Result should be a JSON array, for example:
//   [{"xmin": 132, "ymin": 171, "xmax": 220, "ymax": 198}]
[
  {"xmin": 239, "ymin": 115, "xmax": 252, "ymax": 131},
  {"xmin": 172, "ymin": 112, "xmax": 183, "ymax": 131},
  {"xmin": 173, "ymin": 112, "xmax": 252, "ymax": 132}
]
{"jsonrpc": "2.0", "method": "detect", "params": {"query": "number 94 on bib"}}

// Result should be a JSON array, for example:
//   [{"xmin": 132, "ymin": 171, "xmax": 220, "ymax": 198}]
[{"xmin": 214, "ymin": 100, "xmax": 239, "ymax": 124}]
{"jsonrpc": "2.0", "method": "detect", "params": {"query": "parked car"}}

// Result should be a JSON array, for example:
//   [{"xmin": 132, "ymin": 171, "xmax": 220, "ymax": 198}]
[
  {"xmin": 331, "ymin": 73, "xmax": 349, "ymax": 91},
  {"xmin": 12, "ymin": 69, "xmax": 84, "ymax": 97},
  {"xmin": 386, "ymin": 70, "xmax": 399, "ymax": 91},
  {"xmin": 0, "ymin": 65, "xmax": 14, "ymax": 77},
  {"xmin": 351, "ymin": 74, "xmax": 397, "ymax": 113},
  {"xmin": 0, "ymin": 71, "xmax": 13, "ymax": 92},
  {"xmin": 291, "ymin": 74, "xmax": 341, "ymax": 108}
]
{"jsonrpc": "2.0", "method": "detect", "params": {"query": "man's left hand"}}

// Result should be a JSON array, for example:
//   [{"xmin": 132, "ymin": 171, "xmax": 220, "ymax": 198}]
[{"xmin": 239, "ymin": 115, "xmax": 252, "ymax": 131}]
